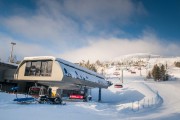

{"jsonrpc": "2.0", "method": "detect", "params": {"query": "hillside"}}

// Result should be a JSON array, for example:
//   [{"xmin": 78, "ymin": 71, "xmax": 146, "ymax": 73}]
[
  {"xmin": 0, "ymin": 65, "xmax": 180, "ymax": 120},
  {"xmin": 95, "ymin": 53, "xmax": 180, "ymax": 76}
]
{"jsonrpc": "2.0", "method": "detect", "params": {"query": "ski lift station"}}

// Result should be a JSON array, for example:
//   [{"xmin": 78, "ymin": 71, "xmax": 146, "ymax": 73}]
[{"xmin": 11, "ymin": 56, "xmax": 109, "ymax": 101}]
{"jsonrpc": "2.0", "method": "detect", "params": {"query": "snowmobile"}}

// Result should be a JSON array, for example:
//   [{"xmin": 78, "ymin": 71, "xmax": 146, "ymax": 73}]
[
  {"xmin": 28, "ymin": 85, "xmax": 65, "ymax": 104},
  {"xmin": 13, "ymin": 85, "xmax": 65, "ymax": 105}
]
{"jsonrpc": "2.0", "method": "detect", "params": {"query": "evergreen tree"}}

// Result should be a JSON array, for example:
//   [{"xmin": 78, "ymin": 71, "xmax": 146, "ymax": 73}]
[
  {"xmin": 152, "ymin": 64, "xmax": 169, "ymax": 81},
  {"xmin": 95, "ymin": 60, "xmax": 101, "ymax": 66},
  {"xmin": 147, "ymin": 71, "xmax": 152, "ymax": 79},
  {"xmin": 79, "ymin": 60, "xmax": 97, "ymax": 72},
  {"xmin": 160, "ymin": 65, "xmax": 166, "ymax": 81},
  {"xmin": 175, "ymin": 62, "xmax": 180, "ymax": 68},
  {"xmin": 156, "ymin": 66, "xmax": 161, "ymax": 81},
  {"xmin": 152, "ymin": 64, "xmax": 161, "ymax": 81},
  {"xmin": 165, "ymin": 74, "xmax": 169, "ymax": 80},
  {"xmin": 152, "ymin": 64, "xmax": 157, "ymax": 79},
  {"xmin": 85, "ymin": 60, "xmax": 90, "ymax": 68},
  {"xmin": 111, "ymin": 62, "xmax": 115, "ymax": 66},
  {"xmin": 117, "ymin": 62, "xmax": 121, "ymax": 66}
]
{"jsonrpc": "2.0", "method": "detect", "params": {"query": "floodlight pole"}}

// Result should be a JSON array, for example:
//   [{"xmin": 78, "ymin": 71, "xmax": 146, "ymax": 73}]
[{"xmin": 9, "ymin": 42, "xmax": 16, "ymax": 63}]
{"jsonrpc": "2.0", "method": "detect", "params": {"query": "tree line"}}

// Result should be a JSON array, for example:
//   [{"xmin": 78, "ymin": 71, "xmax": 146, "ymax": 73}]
[
  {"xmin": 78, "ymin": 60, "xmax": 97, "ymax": 72},
  {"xmin": 147, "ymin": 64, "xmax": 168, "ymax": 81},
  {"xmin": 174, "ymin": 62, "xmax": 180, "ymax": 68}
]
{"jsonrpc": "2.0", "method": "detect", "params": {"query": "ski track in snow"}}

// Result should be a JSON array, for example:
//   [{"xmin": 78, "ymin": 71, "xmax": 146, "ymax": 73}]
[{"xmin": 0, "ymin": 67, "xmax": 180, "ymax": 120}]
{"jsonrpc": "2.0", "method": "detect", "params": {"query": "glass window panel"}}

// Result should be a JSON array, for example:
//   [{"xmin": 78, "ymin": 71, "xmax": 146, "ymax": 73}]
[
  {"xmin": 47, "ymin": 61, "xmax": 52, "ymax": 75},
  {"xmin": 41, "ymin": 61, "xmax": 52, "ymax": 76},
  {"xmin": 24, "ymin": 60, "xmax": 52, "ymax": 77},
  {"xmin": 30, "ymin": 62, "xmax": 36, "ymax": 76},
  {"xmin": 35, "ymin": 61, "xmax": 41, "ymax": 76},
  {"xmin": 25, "ymin": 61, "xmax": 31, "ymax": 76},
  {"xmin": 41, "ymin": 61, "xmax": 48, "ymax": 76}
]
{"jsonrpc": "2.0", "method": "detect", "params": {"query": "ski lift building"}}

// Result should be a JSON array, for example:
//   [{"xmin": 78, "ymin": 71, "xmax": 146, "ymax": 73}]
[{"xmin": 14, "ymin": 56, "xmax": 108, "ymax": 90}]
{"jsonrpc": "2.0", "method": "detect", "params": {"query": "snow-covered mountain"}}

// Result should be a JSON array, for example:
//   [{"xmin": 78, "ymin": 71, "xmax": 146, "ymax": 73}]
[
  {"xmin": 113, "ymin": 53, "xmax": 160, "ymax": 62},
  {"xmin": 112, "ymin": 53, "xmax": 179, "ymax": 63},
  {"xmin": 95, "ymin": 53, "xmax": 180, "ymax": 77}
]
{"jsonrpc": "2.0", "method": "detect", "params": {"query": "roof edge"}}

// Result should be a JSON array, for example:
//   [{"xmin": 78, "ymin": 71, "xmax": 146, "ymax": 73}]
[{"xmin": 24, "ymin": 56, "xmax": 56, "ymax": 60}]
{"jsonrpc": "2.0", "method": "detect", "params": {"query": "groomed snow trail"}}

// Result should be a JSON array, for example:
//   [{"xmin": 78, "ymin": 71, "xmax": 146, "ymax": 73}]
[{"xmin": 0, "ymin": 68, "xmax": 179, "ymax": 120}]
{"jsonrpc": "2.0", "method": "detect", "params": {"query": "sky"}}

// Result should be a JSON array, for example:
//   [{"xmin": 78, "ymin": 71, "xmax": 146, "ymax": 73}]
[{"xmin": 0, "ymin": 0, "xmax": 180, "ymax": 62}]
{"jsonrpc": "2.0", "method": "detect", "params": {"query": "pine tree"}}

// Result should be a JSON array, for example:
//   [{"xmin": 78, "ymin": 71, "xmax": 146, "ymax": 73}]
[
  {"xmin": 85, "ymin": 60, "xmax": 90, "ymax": 68},
  {"xmin": 156, "ymin": 66, "xmax": 161, "ymax": 81},
  {"xmin": 165, "ymin": 74, "xmax": 169, "ymax": 80},
  {"xmin": 152, "ymin": 64, "xmax": 161, "ymax": 81},
  {"xmin": 111, "ymin": 62, "xmax": 115, "ymax": 66},
  {"xmin": 160, "ymin": 65, "xmax": 166, "ymax": 81},
  {"xmin": 152, "ymin": 64, "xmax": 169, "ymax": 81},
  {"xmin": 147, "ymin": 71, "xmax": 152, "ymax": 79},
  {"xmin": 79, "ymin": 60, "xmax": 97, "ymax": 72},
  {"xmin": 95, "ymin": 60, "xmax": 101, "ymax": 66},
  {"xmin": 175, "ymin": 62, "xmax": 180, "ymax": 68},
  {"xmin": 152, "ymin": 64, "xmax": 157, "ymax": 79}
]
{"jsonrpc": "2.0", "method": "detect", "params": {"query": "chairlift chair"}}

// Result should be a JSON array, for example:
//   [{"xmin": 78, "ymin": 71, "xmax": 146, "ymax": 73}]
[{"xmin": 114, "ymin": 84, "xmax": 123, "ymax": 88}]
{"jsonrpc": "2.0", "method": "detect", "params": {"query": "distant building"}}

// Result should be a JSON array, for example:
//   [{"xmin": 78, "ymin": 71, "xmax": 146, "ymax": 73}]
[{"xmin": 0, "ymin": 61, "xmax": 18, "ymax": 91}]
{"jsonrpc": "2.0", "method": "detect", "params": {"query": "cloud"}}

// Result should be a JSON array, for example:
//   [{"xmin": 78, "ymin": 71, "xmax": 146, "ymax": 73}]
[
  {"xmin": 1, "ymin": 1, "xmax": 86, "ymax": 52},
  {"xmin": 1, "ymin": 0, "xmax": 147, "ymax": 47},
  {"xmin": 1, "ymin": 31, "xmax": 179, "ymax": 63},
  {"xmin": 61, "ymin": 34, "xmax": 180, "ymax": 62},
  {"xmin": 2, "ymin": 13, "xmax": 81, "ymax": 52},
  {"xmin": 63, "ymin": 0, "xmax": 147, "ymax": 23},
  {"xmin": 0, "ymin": 34, "xmax": 57, "ymax": 61},
  {"xmin": 0, "ymin": 0, "xmax": 179, "ymax": 63}
]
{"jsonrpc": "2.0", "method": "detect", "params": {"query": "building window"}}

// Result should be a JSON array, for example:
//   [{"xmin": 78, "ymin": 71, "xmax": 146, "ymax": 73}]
[
  {"xmin": 24, "ymin": 60, "xmax": 52, "ymax": 76},
  {"xmin": 24, "ymin": 61, "xmax": 31, "ymax": 76},
  {"xmin": 41, "ymin": 61, "xmax": 52, "ymax": 76}
]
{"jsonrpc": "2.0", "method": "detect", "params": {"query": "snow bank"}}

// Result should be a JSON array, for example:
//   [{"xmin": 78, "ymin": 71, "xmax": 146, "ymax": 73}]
[{"xmin": 1, "ymin": 63, "xmax": 179, "ymax": 120}]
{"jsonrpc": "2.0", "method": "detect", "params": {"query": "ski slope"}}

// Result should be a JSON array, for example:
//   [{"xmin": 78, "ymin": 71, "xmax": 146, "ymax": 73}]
[{"xmin": 0, "ymin": 67, "xmax": 180, "ymax": 120}]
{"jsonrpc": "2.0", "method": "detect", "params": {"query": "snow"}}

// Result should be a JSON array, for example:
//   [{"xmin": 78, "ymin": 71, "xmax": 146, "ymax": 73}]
[
  {"xmin": 113, "ymin": 53, "xmax": 160, "ymax": 62},
  {"xmin": 0, "ymin": 65, "xmax": 180, "ymax": 120},
  {"xmin": 59, "ymin": 61, "xmax": 108, "ymax": 86}
]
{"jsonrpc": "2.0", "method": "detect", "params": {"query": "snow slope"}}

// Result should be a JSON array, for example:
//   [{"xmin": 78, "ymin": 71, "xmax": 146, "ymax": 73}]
[{"xmin": 0, "ymin": 67, "xmax": 180, "ymax": 120}]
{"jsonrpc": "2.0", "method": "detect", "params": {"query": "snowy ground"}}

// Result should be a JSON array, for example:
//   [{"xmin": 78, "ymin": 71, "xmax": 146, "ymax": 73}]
[{"xmin": 0, "ymin": 67, "xmax": 180, "ymax": 120}]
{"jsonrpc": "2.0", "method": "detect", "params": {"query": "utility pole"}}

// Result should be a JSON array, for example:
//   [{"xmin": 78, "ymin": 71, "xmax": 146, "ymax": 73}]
[
  {"xmin": 121, "ymin": 69, "xmax": 123, "ymax": 84},
  {"xmin": 9, "ymin": 42, "xmax": 16, "ymax": 63}
]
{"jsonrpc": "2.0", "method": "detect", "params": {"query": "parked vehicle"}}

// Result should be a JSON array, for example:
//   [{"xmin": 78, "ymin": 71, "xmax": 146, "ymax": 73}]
[{"xmin": 13, "ymin": 85, "xmax": 64, "ymax": 104}]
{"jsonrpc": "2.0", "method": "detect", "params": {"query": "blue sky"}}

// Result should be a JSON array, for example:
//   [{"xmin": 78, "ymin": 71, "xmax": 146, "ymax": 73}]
[{"xmin": 0, "ymin": 0, "xmax": 180, "ymax": 62}]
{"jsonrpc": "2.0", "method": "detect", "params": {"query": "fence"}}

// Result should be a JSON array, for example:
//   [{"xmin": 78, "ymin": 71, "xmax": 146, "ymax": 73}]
[{"xmin": 131, "ymin": 92, "xmax": 162, "ymax": 112}]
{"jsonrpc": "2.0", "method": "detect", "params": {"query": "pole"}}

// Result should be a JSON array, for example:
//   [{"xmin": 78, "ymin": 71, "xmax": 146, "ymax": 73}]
[
  {"xmin": 9, "ymin": 42, "xmax": 16, "ymax": 63},
  {"xmin": 84, "ymin": 86, "xmax": 88, "ymax": 102},
  {"xmin": 121, "ymin": 69, "xmax": 123, "ymax": 84},
  {"xmin": 10, "ymin": 44, "xmax": 13, "ymax": 62},
  {"xmin": 98, "ymin": 88, "xmax": 101, "ymax": 102}
]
